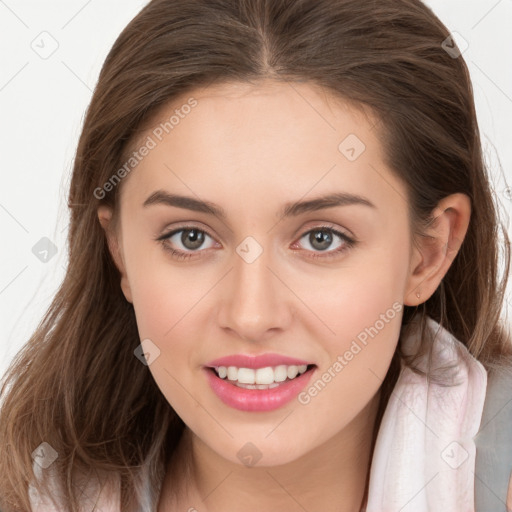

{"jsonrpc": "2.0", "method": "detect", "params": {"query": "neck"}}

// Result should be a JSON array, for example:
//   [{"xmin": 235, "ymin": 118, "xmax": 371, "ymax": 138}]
[{"xmin": 160, "ymin": 390, "xmax": 382, "ymax": 512}]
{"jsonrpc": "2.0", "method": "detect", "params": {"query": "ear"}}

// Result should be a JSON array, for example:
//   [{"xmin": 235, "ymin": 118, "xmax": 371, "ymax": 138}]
[
  {"xmin": 404, "ymin": 193, "xmax": 471, "ymax": 306},
  {"xmin": 97, "ymin": 205, "xmax": 133, "ymax": 303}
]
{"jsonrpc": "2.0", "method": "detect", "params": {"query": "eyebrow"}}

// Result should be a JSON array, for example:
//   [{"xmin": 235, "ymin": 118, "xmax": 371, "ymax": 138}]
[{"xmin": 143, "ymin": 190, "xmax": 376, "ymax": 219}]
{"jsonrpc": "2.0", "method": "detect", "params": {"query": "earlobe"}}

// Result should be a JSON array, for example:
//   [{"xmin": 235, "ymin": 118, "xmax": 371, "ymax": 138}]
[
  {"xmin": 97, "ymin": 206, "xmax": 133, "ymax": 303},
  {"xmin": 404, "ymin": 193, "xmax": 470, "ymax": 306}
]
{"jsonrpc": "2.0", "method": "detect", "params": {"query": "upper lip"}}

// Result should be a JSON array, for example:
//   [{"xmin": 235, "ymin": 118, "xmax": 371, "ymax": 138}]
[{"xmin": 205, "ymin": 353, "xmax": 314, "ymax": 369}]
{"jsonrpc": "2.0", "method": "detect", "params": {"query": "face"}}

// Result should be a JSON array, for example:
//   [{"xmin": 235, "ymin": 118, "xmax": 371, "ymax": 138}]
[{"xmin": 102, "ymin": 79, "xmax": 419, "ymax": 466}]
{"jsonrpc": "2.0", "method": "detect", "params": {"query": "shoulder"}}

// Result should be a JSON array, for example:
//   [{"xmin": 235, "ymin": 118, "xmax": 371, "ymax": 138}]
[{"xmin": 474, "ymin": 362, "xmax": 512, "ymax": 511}]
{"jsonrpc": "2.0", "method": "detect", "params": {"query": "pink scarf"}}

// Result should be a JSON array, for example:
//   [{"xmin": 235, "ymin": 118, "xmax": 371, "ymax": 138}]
[{"xmin": 366, "ymin": 316, "xmax": 487, "ymax": 511}]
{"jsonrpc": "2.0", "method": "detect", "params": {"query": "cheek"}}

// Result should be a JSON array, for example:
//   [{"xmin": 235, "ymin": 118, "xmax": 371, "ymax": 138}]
[
  {"xmin": 125, "ymin": 245, "xmax": 216, "ymax": 391},
  {"xmin": 130, "ymin": 274, "xmax": 177, "ymax": 338},
  {"xmin": 299, "ymin": 237, "xmax": 408, "ymax": 347},
  {"xmin": 127, "ymin": 263, "xmax": 206, "ymax": 415},
  {"xmin": 294, "ymin": 245, "xmax": 406, "ymax": 410},
  {"xmin": 123, "ymin": 232, "xmax": 204, "ymax": 338},
  {"xmin": 295, "ymin": 286, "xmax": 402, "ymax": 441}
]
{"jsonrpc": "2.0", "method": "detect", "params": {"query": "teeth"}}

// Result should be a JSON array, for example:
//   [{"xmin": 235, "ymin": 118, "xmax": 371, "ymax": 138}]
[
  {"xmin": 287, "ymin": 365, "xmax": 299, "ymax": 379},
  {"xmin": 274, "ymin": 365, "xmax": 288, "ymax": 382},
  {"xmin": 214, "ymin": 364, "xmax": 309, "ymax": 385},
  {"xmin": 227, "ymin": 366, "xmax": 238, "ymax": 380},
  {"xmin": 238, "ymin": 367, "xmax": 256, "ymax": 384},
  {"xmin": 234, "ymin": 382, "xmax": 281, "ymax": 390}
]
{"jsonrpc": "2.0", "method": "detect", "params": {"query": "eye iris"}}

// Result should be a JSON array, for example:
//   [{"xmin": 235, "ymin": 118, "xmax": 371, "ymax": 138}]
[
  {"xmin": 181, "ymin": 229, "xmax": 204, "ymax": 250},
  {"xmin": 310, "ymin": 230, "xmax": 332, "ymax": 251}
]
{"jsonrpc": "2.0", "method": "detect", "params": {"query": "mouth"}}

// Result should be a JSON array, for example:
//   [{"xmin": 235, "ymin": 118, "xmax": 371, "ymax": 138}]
[{"xmin": 203, "ymin": 363, "xmax": 317, "ymax": 412}]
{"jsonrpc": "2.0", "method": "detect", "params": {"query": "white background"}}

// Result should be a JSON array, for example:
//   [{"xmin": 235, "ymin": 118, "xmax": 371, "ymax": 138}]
[{"xmin": 1, "ymin": 0, "xmax": 511, "ymax": 379}]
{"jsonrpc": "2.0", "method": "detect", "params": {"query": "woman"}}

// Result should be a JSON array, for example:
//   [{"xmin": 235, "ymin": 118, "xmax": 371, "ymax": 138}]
[{"xmin": 1, "ymin": 0, "xmax": 511, "ymax": 510}]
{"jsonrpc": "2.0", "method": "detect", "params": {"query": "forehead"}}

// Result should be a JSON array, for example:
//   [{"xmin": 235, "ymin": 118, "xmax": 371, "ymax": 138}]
[
  {"xmin": 117, "ymin": 79, "xmax": 406, "ymax": 216},
  {"xmin": 126, "ymin": 79, "xmax": 378, "ymax": 159}
]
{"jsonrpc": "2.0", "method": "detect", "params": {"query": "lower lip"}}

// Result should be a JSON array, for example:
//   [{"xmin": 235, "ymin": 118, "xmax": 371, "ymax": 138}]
[{"xmin": 203, "ymin": 366, "xmax": 316, "ymax": 412}]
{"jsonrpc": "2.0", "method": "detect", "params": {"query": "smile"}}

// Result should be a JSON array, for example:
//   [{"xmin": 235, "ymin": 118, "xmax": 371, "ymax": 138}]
[{"xmin": 204, "ymin": 363, "xmax": 317, "ymax": 412}]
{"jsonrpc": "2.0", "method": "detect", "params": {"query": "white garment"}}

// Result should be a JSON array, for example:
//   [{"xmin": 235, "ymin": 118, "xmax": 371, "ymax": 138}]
[
  {"xmin": 29, "ymin": 316, "xmax": 508, "ymax": 511},
  {"xmin": 366, "ymin": 316, "xmax": 487, "ymax": 512}
]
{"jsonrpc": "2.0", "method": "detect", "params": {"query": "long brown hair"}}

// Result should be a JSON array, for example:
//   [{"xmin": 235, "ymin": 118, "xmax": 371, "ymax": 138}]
[{"xmin": 1, "ymin": 0, "xmax": 510, "ymax": 510}]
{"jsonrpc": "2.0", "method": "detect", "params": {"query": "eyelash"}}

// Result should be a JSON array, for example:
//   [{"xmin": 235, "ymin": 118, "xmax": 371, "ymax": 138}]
[{"xmin": 156, "ymin": 225, "xmax": 356, "ymax": 261}]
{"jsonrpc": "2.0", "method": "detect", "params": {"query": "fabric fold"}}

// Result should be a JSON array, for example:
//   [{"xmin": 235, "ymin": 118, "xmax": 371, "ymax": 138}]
[{"xmin": 366, "ymin": 316, "xmax": 488, "ymax": 512}]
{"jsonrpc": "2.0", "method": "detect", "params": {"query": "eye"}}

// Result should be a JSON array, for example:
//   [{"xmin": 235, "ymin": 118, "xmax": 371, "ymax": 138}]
[
  {"xmin": 292, "ymin": 226, "xmax": 356, "ymax": 259},
  {"xmin": 156, "ymin": 224, "xmax": 356, "ymax": 261},
  {"xmin": 157, "ymin": 227, "xmax": 217, "ymax": 260}
]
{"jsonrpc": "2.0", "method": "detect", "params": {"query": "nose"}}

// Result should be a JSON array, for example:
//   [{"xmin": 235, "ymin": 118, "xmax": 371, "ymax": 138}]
[{"xmin": 217, "ymin": 242, "xmax": 293, "ymax": 343}]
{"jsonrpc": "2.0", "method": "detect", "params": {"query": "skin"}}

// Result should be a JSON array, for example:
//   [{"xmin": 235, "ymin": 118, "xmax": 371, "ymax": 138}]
[{"xmin": 98, "ymin": 79, "xmax": 471, "ymax": 511}]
